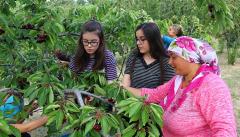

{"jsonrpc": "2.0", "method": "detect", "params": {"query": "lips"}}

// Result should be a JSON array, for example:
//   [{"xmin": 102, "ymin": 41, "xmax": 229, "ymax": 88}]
[{"xmin": 86, "ymin": 49, "xmax": 94, "ymax": 53}]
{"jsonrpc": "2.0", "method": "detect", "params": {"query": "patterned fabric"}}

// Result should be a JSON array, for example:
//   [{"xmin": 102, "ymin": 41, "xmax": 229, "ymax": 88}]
[
  {"xmin": 69, "ymin": 49, "xmax": 117, "ymax": 81},
  {"xmin": 168, "ymin": 36, "xmax": 220, "ymax": 75},
  {"xmin": 164, "ymin": 36, "xmax": 221, "ymax": 111},
  {"xmin": 141, "ymin": 73, "xmax": 237, "ymax": 136},
  {"xmin": 0, "ymin": 96, "xmax": 23, "ymax": 118}
]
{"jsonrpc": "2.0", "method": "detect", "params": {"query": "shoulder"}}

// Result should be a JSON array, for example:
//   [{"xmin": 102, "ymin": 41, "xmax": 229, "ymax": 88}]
[
  {"xmin": 161, "ymin": 56, "xmax": 170, "ymax": 62},
  {"xmin": 127, "ymin": 49, "xmax": 140, "ymax": 61},
  {"xmin": 104, "ymin": 49, "xmax": 114, "ymax": 58},
  {"xmin": 161, "ymin": 56, "xmax": 171, "ymax": 67},
  {"xmin": 104, "ymin": 49, "xmax": 116, "ymax": 63},
  {"xmin": 196, "ymin": 73, "xmax": 230, "ymax": 97},
  {"xmin": 203, "ymin": 73, "xmax": 227, "ymax": 87},
  {"xmin": 162, "ymin": 35, "xmax": 175, "ymax": 42}
]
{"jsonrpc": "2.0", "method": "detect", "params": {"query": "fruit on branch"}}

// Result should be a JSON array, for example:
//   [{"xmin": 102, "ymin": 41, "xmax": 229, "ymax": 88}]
[
  {"xmin": 86, "ymin": 96, "xmax": 91, "ymax": 101},
  {"xmin": 208, "ymin": 4, "xmax": 215, "ymax": 19},
  {"xmin": 57, "ymin": 73, "xmax": 63, "ymax": 81},
  {"xmin": 0, "ymin": 28, "xmax": 5, "ymax": 35},
  {"xmin": 17, "ymin": 78, "xmax": 29, "ymax": 89},
  {"xmin": 36, "ymin": 33, "xmax": 48, "ymax": 43},
  {"xmin": 21, "ymin": 23, "xmax": 34, "ymax": 29},
  {"xmin": 93, "ymin": 124, "xmax": 101, "ymax": 132},
  {"xmin": 107, "ymin": 98, "xmax": 115, "ymax": 103},
  {"xmin": 54, "ymin": 49, "xmax": 70, "ymax": 61},
  {"xmin": 208, "ymin": 4, "xmax": 215, "ymax": 13}
]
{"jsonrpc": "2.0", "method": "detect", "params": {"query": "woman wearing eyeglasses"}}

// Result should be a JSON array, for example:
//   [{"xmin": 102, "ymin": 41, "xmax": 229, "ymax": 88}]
[
  {"xmin": 122, "ymin": 22, "xmax": 175, "ymax": 90},
  {"xmin": 69, "ymin": 20, "xmax": 117, "ymax": 83}
]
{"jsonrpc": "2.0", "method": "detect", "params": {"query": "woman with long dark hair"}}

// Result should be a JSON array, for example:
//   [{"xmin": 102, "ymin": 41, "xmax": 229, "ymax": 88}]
[
  {"xmin": 122, "ymin": 22, "xmax": 175, "ymax": 89},
  {"xmin": 69, "ymin": 20, "xmax": 117, "ymax": 82}
]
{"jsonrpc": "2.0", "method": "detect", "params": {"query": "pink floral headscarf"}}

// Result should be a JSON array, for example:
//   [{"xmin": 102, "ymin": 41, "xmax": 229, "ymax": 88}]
[
  {"xmin": 162, "ymin": 36, "xmax": 221, "ymax": 112},
  {"xmin": 168, "ymin": 36, "xmax": 220, "ymax": 75}
]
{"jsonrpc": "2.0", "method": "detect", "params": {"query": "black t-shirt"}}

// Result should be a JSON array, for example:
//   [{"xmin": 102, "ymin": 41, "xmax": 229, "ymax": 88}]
[{"xmin": 124, "ymin": 51, "xmax": 175, "ymax": 88}]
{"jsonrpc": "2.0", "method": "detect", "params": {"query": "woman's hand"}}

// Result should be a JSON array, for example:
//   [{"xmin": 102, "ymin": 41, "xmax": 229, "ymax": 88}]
[
  {"xmin": 120, "ymin": 83, "xmax": 141, "ymax": 97},
  {"xmin": 57, "ymin": 60, "xmax": 70, "ymax": 68}
]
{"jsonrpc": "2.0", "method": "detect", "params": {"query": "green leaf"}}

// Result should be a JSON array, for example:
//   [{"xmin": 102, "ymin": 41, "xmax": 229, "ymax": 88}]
[
  {"xmin": 101, "ymin": 116, "xmax": 110, "ymax": 135},
  {"xmin": 9, "ymin": 125, "xmax": 21, "ymax": 137},
  {"xmin": 70, "ymin": 130, "xmax": 78, "ymax": 137},
  {"xmin": 94, "ymin": 84, "xmax": 106, "ymax": 96},
  {"xmin": 151, "ymin": 107, "xmax": 163, "ymax": 128},
  {"xmin": 56, "ymin": 110, "xmax": 64, "ymax": 130},
  {"xmin": 46, "ymin": 115, "xmax": 56, "ymax": 126},
  {"xmin": 80, "ymin": 116, "xmax": 94, "ymax": 126},
  {"xmin": 141, "ymin": 106, "xmax": 149, "ymax": 126},
  {"xmin": 38, "ymin": 88, "xmax": 48, "ymax": 106},
  {"xmin": 122, "ymin": 128, "xmax": 137, "ymax": 137},
  {"xmin": 84, "ymin": 119, "xmax": 96, "ymax": 135},
  {"xmin": 150, "ymin": 103, "xmax": 163, "ymax": 115},
  {"xmin": 27, "ymin": 71, "xmax": 43, "ymax": 83},
  {"xmin": 44, "ymin": 104, "xmax": 60, "ymax": 112},
  {"xmin": 122, "ymin": 123, "xmax": 136, "ymax": 135},
  {"xmin": 48, "ymin": 88, "xmax": 54, "ymax": 103},
  {"xmin": 116, "ymin": 100, "xmax": 133, "ymax": 108},
  {"xmin": 139, "ymin": 131, "xmax": 146, "ymax": 137},
  {"xmin": 24, "ymin": 84, "xmax": 38, "ymax": 97},
  {"xmin": 54, "ymin": 22, "xmax": 64, "ymax": 32},
  {"xmin": 149, "ymin": 123, "xmax": 160, "ymax": 137},
  {"xmin": 128, "ymin": 102, "xmax": 142, "ymax": 117},
  {"xmin": 28, "ymin": 87, "xmax": 39, "ymax": 102},
  {"xmin": 0, "ymin": 119, "xmax": 11, "ymax": 134}
]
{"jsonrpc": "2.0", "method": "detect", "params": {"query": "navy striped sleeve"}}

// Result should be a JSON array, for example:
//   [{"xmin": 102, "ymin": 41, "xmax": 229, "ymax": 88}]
[
  {"xmin": 104, "ymin": 50, "xmax": 117, "ymax": 81},
  {"xmin": 69, "ymin": 56, "xmax": 79, "ymax": 74}
]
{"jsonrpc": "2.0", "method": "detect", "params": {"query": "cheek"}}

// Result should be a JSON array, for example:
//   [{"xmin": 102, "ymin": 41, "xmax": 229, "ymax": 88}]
[{"xmin": 144, "ymin": 43, "xmax": 150, "ymax": 51}]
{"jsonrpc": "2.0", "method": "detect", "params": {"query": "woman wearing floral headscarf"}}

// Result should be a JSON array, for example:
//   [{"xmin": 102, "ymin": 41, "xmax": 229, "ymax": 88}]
[{"xmin": 121, "ymin": 36, "xmax": 237, "ymax": 137}]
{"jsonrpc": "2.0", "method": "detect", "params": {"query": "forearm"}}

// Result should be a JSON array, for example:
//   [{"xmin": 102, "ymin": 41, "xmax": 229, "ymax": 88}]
[
  {"xmin": 124, "ymin": 86, "xmax": 141, "ymax": 97},
  {"xmin": 122, "ymin": 74, "xmax": 131, "ymax": 87},
  {"xmin": 11, "ymin": 116, "xmax": 48, "ymax": 133}
]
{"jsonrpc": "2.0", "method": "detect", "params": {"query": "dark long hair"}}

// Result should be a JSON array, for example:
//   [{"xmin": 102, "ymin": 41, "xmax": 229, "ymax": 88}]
[
  {"xmin": 73, "ymin": 20, "xmax": 105, "ymax": 72},
  {"xmin": 134, "ymin": 22, "xmax": 167, "ymax": 84}
]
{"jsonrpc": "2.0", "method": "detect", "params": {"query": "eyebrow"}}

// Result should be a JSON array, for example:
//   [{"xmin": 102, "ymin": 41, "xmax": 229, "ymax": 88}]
[
  {"xmin": 136, "ymin": 36, "xmax": 146, "ymax": 39},
  {"xmin": 82, "ymin": 39, "xmax": 99, "ymax": 41}
]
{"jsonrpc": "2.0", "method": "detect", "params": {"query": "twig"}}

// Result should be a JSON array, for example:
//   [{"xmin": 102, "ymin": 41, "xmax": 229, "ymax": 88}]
[
  {"xmin": 117, "ymin": 55, "xmax": 126, "ymax": 80},
  {"xmin": 58, "ymin": 32, "xmax": 80, "ymax": 37},
  {"xmin": 64, "ymin": 89, "xmax": 114, "ymax": 107},
  {"xmin": 0, "ymin": 64, "xmax": 14, "ymax": 67},
  {"xmin": 0, "ymin": 88, "xmax": 11, "ymax": 92}
]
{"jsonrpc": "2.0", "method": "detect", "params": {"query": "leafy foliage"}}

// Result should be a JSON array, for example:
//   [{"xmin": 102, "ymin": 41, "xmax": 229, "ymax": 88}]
[{"xmin": 0, "ymin": 0, "xmax": 238, "ymax": 136}]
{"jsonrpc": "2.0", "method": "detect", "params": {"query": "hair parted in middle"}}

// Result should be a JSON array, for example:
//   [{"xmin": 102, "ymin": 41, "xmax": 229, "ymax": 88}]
[{"xmin": 73, "ymin": 20, "xmax": 106, "ymax": 72}]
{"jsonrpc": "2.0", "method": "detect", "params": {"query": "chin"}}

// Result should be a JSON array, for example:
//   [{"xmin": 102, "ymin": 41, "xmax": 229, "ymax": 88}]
[
  {"xmin": 139, "ymin": 50, "xmax": 146, "ymax": 54},
  {"xmin": 174, "ymin": 70, "xmax": 182, "ymax": 75}
]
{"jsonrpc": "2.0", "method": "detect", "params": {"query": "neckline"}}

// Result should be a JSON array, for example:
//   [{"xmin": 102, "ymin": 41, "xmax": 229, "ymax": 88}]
[{"xmin": 140, "ymin": 56, "xmax": 159, "ymax": 68}]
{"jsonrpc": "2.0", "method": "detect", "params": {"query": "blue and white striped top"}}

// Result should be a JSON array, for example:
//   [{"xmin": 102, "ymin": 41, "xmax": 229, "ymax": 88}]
[{"xmin": 69, "ymin": 49, "xmax": 117, "ymax": 81}]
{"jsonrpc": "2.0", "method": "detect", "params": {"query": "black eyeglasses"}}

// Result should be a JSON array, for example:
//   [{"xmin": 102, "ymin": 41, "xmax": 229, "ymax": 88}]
[
  {"xmin": 136, "ymin": 38, "xmax": 147, "ymax": 45},
  {"xmin": 82, "ymin": 40, "xmax": 99, "ymax": 47}
]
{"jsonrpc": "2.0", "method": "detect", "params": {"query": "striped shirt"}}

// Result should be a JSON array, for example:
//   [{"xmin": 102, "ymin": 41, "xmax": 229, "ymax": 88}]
[
  {"xmin": 69, "ymin": 50, "xmax": 117, "ymax": 81},
  {"xmin": 124, "ymin": 52, "xmax": 175, "ymax": 88}
]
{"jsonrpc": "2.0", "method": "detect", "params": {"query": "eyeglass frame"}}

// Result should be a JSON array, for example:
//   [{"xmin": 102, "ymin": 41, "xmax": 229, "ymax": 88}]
[
  {"xmin": 82, "ymin": 40, "xmax": 99, "ymax": 47},
  {"xmin": 135, "ymin": 37, "xmax": 147, "ymax": 45}
]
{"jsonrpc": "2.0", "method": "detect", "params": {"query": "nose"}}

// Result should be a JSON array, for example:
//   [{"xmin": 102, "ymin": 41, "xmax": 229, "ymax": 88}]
[
  {"xmin": 87, "ymin": 43, "xmax": 92, "ymax": 47},
  {"xmin": 136, "ymin": 40, "xmax": 141, "ymax": 45}
]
